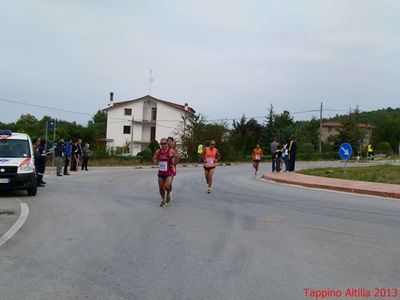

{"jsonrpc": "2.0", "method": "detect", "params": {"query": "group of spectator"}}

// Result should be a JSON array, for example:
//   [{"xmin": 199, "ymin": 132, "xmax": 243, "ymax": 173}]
[
  {"xmin": 270, "ymin": 136, "xmax": 297, "ymax": 173},
  {"xmin": 32, "ymin": 138, "xmax": 92, "ymax": 186},
  {"xmin": 54, "ymin": 139, "xmax": 92, "ymax": 176}
]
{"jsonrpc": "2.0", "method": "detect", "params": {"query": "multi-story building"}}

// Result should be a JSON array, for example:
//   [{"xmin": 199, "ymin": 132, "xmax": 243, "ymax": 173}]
[{"xmin": 104, "ymin": 93, "xmax": 195, "ymax": 155}]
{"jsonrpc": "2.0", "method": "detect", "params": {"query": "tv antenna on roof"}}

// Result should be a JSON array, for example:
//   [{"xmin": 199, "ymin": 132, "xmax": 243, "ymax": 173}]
[{"xmin": 149, "ymin": 69, "xmax": 154, "ymax": 95}]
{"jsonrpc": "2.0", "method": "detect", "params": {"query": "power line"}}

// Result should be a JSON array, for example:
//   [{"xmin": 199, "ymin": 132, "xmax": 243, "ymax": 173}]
[
  {"xmin": 0, "ymin": 97, "xmax": 189, "ymax": 124},
  {"xmin": 0, "ymin": 97, "xmax": 94, "ymax": 117},
  {"xmin": 0, "ymin": 96, "xmax": 350, "ymax": 125},
  {"xmin": 0, "ymin": 97, "xmax": 156, "ymax": 124}
]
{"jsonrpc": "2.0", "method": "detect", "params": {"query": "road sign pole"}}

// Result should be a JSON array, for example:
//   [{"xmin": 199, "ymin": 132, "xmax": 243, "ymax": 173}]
[{"xmin": 339, "ymin": 143, "xmax": 352, "ymax": 176}]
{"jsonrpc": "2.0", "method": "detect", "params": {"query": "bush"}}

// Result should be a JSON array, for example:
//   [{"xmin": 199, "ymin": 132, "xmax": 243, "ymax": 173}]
[
  {"xmin": 148, "ymin": 140, "xmax": 160, "ymax": 153},
  {"xmin": 91, "ymin": 145, "xmax": 109, "ymax": 159},
  {"xmin": 136, "ymin": 148, "xmax": 153, "ymax": 161},
  {"xmin": 296, "ymin": 150, "xmax": 338, "ymax": 161},
  {"xmin": 376, "ymin": 141, "xmax": 392, "ymax": 155},
  {"xmin": 299, "ymin": 142, "xmax": 315, "ymax": 160},
  {"xmin": 322, "ymin": 151, "xmax": 339, "ymax": 160}
]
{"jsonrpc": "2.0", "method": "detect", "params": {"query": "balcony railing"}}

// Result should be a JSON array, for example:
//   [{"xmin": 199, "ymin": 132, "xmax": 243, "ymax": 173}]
[{"xmin": 133, "ymin": 119, "xmax": 156, "ymax": 124}]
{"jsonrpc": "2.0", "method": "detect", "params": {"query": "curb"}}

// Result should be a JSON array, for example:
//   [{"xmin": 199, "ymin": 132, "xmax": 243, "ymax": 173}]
[{"xmin": 262, "ymin": 174, "xmax": 400, "ymax": 200}]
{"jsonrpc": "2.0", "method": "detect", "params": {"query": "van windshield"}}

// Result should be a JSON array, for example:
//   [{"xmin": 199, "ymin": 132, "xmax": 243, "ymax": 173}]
[{"xmin": 0, "ymin": 139, "xmax": 31, "ymax": 158}]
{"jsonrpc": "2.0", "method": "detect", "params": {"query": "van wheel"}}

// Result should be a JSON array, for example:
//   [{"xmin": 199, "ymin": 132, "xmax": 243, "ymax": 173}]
[{"xmin": 27, "ymin": 180, "xmax": 37, "ymax": 196}]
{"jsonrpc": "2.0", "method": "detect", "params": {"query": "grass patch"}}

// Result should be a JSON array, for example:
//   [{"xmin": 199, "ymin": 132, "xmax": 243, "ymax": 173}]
[
  {"xmin": 299, "ymin": 164, "xmax": 400, "ymax": 185},
  {"xmin": 86, "ymin": 158, "xmax": 153, "ymax": 166}
]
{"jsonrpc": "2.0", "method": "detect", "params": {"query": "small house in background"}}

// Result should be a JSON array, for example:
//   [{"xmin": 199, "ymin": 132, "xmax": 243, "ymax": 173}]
[
  {"xmin": 104, "ymin": 93, "xmax": 195, "ymax": 155},
  {"xmin": 320, "ymin": 122, "xmax": 374, "ymax": 146}
]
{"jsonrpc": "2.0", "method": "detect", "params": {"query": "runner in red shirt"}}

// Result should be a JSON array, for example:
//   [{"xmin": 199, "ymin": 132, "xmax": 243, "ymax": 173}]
[
  {"xmin": 166, "ymin": 136, "xmax": 179, "ymax": 204},
  {"xmin": 152, "ymin": 138, "xmax": 176, "ymax": 207}
]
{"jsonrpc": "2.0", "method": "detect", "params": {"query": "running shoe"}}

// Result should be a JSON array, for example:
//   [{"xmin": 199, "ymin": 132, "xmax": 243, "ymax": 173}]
[
  {"xmin": 160, "ymin": 199, "xmax": 166, "ymax": 207},
  {"xmin": 207, "ymin": 187, "xmax": 211, "ymax": 194},
  {"xmin": 166, "ymin": 191, "xmax": 172, "ymax": 204}
]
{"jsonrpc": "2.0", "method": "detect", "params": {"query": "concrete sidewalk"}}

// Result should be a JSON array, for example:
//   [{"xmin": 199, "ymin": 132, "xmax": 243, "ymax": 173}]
[{"xmin": 263, "ymin": 172, "xmax": 400, "ymax": 199}]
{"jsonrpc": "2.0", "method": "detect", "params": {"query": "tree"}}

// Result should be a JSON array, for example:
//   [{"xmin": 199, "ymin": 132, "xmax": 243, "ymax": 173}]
[
  {"xmin": 334, "ymin": 106, "xmax": 363, "ymax": 150},
  {"xmin": 262, "ymin": 104, "xmax": 276, "ymax": 147},
  {"xmin": 374, "ymin": 115, "xmax": 400, "ymax": 153},
  {"xmin": 296, "ymin": 118, "xmax": 320, "ymax": 149},
  {"xmin": 87, "ymin": 110, "xmax": 107, "ymax": 140},
  {"xmin": 16, "ymin": 114, "xmax": 38, "ymax": 125},
  {"xmin": 274, "ymin": 110, "xmax": 295, "ymax": 143},
  {"xmin": 230, "ymin": 115, "xmax": 263, "ymax": 158},
  {"xmin": 177, "ymin": 114, "xmax": 229, "ymax": 160},
  {"xmin": 15, "ymin": 114, "xmax": 38, "ymax": 135}
]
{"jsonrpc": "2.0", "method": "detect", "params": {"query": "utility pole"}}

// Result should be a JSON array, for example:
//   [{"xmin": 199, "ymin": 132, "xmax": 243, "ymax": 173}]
[
  {"xmin": 130, "ymin": 117, "xmax": 134, "ymax": 156},
  {"xmin": 319, "ymin": 102, "xmax": 323, "ymax": 153}
]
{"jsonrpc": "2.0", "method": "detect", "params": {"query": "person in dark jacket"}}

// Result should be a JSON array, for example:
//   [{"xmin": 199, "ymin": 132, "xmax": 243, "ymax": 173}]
[
  {"xmin": 63, "ymin": 140, "xmax": 71, "ymax": 175},
  {"xmin": 36, "ymin": 139, "xmax": 47, "ymax": 186},
  {"xmin": 81, "ymin": 143, "xmax": 91, "ymax": 171},
  {"xmin": 287, "ymin": 135, "xmax": 297, "ymax": 172},
  {"xmin": 77, "ymin": 139, "xmax": 83, "ymax": 170},
  {"xmin": 275, "ymin": 144, "xmax": 283, "ymax": 172},
  {"xmin": 70, "ymin": 140, "xmax": 79, "ymax": 171},
  {"xmin": 270, "ymin": 138, "xmax": 279, "ymax": 172},
  {"xmin": 32, "ymin": 137, "xmax": 42, "ymax": 185},
  {"xmin": 54, "ymin": 139, "xmax": 65, "ymax": 176}
]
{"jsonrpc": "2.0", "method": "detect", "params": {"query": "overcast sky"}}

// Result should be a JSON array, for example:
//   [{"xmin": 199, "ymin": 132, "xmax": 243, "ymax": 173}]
[{"xmin": 1, "ymin": 1, "xmax": 399, "ymax": 125}]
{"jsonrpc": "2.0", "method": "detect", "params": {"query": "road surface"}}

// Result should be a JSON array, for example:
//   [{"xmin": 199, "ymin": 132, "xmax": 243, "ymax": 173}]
[{"xmin": 0, "ymin": 165, "xmax": 399, "ymax": 299}]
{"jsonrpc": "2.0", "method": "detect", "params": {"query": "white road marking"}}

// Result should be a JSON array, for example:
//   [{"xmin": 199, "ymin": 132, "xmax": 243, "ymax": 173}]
[
  {"xmin": 259, "ymin": 177, "xmax": 400, "ymax": 202},
  {"xmin": 0, "ymin": 202, "xmax": 29, "ymax": 247}
]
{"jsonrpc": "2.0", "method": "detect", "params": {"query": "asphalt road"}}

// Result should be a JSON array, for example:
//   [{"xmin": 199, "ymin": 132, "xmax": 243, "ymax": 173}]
[{"xmin": 0, "ymin": 165, "xmax": 399, "ymax": 300}]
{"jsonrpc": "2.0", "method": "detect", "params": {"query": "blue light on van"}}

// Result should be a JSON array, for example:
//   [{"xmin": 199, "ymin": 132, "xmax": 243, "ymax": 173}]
[{"xmin": 0, "ymin": 130, "xmax": 12, "ymax": 136}]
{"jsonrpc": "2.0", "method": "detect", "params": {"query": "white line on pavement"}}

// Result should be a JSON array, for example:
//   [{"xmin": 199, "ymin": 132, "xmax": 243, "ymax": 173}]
[
  {"xmin": 0, "ymin": 202, "xmax": 29, "ymax": 248},
  {"xmin": 259, "ymin": 178, "xmax": 400, "ymax": 202}
]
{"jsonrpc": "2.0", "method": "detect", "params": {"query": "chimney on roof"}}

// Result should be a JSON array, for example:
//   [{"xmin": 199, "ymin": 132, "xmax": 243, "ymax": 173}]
[
  {"xmin": 108, "ymin": 92, "xmax": 114, "ymax": 107},
  {"xmin": 184, "ymin": 103, "xmax": 188, "ymax": 111}
]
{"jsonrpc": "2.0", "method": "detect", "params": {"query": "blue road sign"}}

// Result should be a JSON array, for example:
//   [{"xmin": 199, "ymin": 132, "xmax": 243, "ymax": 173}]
[{"xmin": 339, "ymin": 143, "xmax": 352, "ymax": 160}]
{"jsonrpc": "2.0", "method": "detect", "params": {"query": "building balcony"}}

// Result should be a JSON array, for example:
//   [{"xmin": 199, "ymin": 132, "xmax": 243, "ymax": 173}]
[
  {"xmin": 133, "ymin": 119, "xmax": 156, "ymax": 125},
  {"xmin": 132, "ymin": 139, "xmax": 151, "ymax": 144}
]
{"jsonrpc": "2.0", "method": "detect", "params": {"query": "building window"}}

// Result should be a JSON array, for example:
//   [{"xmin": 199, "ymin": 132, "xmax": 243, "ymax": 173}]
[
  {"xmin": 124, "ymin": 108, "xmax": 132, "ymax": 116},
  {"xmin": 151, "ymin": 127, "xmax": 156, "ymax": 141},
  {"xmin": 151, "ymin": 108, "xmax": 157, "ymax": 121},
  {"xmin": 123, "ymin": 125, "xmax": 131, "ymax": 134}
]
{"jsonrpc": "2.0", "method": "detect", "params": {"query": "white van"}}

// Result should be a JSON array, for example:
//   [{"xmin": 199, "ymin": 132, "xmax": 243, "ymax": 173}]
[{"xmin": 0, "ymin": 130, "xmax": 37, "ymax": 196}]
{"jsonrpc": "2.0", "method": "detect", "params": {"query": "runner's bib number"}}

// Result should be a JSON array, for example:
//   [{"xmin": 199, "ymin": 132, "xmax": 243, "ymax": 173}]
[
  {"xmin": 159, "ymin": 161, "xmax": 168, "ymax": 171},
  {"xmin": 206, "ymin": 158, "xmax": 214, "ymax": 164},
  {"xmin": 255, "ymin": 155, "xmax": 260, "ymax": 160},
  {"xmin": 205, "ymin": 158, "xmax": 215, "ymax": 167}
]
